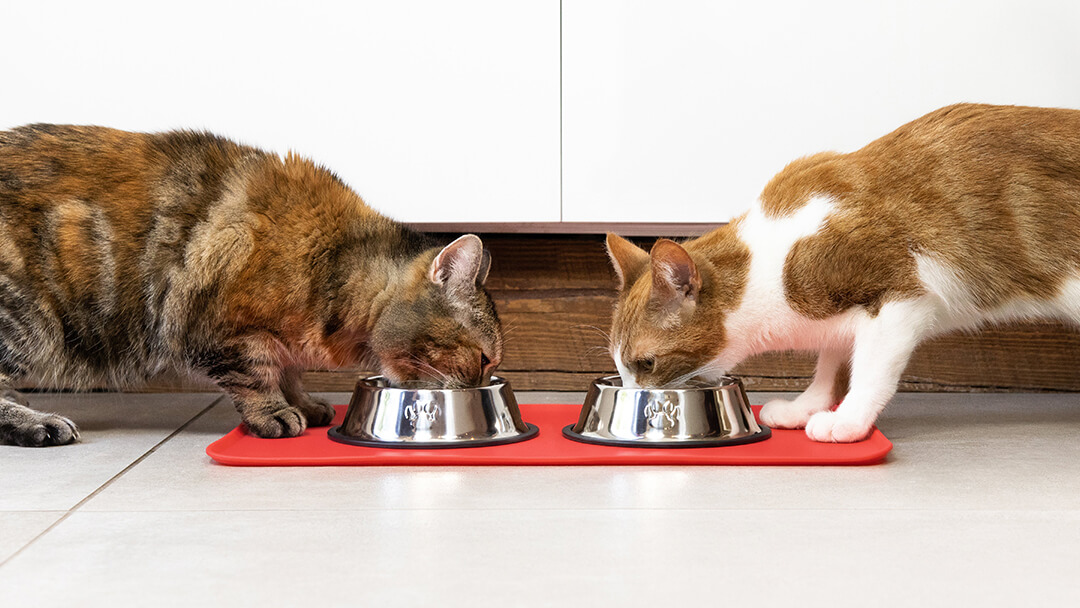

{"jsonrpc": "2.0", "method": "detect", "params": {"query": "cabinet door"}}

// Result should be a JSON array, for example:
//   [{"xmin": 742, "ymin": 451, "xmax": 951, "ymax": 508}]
[
  {"xmin": 563, "ymin": 0, "xmax": 1080, "ymax": 223},
  {"xmin": 1, "ymin": 1, "xmax": 560, "ymax": 223}
]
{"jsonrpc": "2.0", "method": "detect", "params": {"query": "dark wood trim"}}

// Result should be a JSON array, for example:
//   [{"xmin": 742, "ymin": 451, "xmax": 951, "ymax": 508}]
[{"xmin": 407, "ymin": 222, "xmax": 721, "ymax": 237}]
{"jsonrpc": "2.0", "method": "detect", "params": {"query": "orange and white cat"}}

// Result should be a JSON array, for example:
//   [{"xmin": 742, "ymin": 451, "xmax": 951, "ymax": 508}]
[{"xmin": 606, "ymin": 103, "xmax": 1080, "ymax": 442}]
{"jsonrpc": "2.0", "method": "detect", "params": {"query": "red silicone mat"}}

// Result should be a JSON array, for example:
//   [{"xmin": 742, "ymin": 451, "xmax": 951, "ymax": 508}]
[{"xmin": 206, "ymin": 404, "xmax": 892, "ymax": 466}]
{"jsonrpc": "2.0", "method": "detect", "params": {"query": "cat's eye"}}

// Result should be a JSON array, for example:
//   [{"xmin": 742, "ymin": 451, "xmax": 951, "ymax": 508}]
[
  {"xmin": 636, "ymin": 358, "xmax": 655, "ymax": 373},
  {"xmin": 481, "ymin": 352, "xmax": 491, "ymax": 367}
]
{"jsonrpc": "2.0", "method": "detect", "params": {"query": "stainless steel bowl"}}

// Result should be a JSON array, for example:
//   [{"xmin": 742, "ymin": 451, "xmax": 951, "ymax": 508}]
[
  {"xmin": 563, "ymin": 375, "xmax": 771, "ymax": 448},
  {"xmin": 328, "ymin": 375, "xmax": 538, "ymax": 449}
]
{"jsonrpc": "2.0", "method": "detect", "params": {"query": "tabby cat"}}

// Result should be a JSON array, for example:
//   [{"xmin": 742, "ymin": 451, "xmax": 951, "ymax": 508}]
[
  {"xmin": 606, "ymin": 103, "xmax": 1080, "ymax": 442},
  {"xmin": 0, "ymin": 124, "xmax": 502, "ymax": 446}
]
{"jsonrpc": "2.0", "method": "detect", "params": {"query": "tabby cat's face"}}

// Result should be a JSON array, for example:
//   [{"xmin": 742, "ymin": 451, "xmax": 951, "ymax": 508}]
[{"xmin": 370, "ymin": 235, "xmax": 503, "ymax": 388}]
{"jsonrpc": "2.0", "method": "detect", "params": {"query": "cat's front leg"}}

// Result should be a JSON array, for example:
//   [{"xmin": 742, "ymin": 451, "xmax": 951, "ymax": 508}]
[
  {"xmin": 805, "ymin": 299, "xmax": 933, "ymax": 442},
  {"xmin": 279, "ymin": 367, "xmax": 336, "ymax": 427},
  {"xmin": 195, "ymin": 341, "xmax": 310, "ymax": 438},
  {"xmin": 0, "ymin": 393, "xmax": 79, "ymax": 447},
  {"xmin": 0, "ymin": 371, "xmax": 79, "ymax": 446},
  {"xmin": 760, "ymin": 348, "xmax": 850, "ymax": 429}
]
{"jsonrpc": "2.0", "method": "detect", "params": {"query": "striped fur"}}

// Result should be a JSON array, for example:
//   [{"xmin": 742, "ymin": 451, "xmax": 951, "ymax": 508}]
[{"xmin": 0, "ymin": 125, "xmax": 502, "ymax": 445}]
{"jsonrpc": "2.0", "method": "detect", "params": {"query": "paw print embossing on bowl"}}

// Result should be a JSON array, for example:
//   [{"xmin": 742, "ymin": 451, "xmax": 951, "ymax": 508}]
[
  {"xmin": 644, "ymin": 398, "xmax": 681, "ymax": 430},
  {"xmin": 563, "ymin": 376, "xmax": 771, "ymax": 448},
  {"xmin": 404, "ymin": 397, "xmax": 441, "ymax": 431}
]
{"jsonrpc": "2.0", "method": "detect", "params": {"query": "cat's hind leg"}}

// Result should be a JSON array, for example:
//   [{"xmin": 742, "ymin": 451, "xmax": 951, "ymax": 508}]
[
  {"xmin": 759, "ymin": 348, "xmax": 850, "ymax": 429},
  {"xmin": 805, "ymin": 299, "xmax": 934, "ymax": 442},
  {"xmin": 0, "ymin": 377, "xmax": 79, "ymax": 447}
]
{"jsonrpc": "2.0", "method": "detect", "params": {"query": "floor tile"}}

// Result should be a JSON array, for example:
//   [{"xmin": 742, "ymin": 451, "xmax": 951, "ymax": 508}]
[
  {"xmin": 0, "ymin": 393, "xmax": 221, "ymax": 510},
  {"xmin": 81, "ymin": 392, "xmax": 1080, "ymax": 513},
  {"xmin": 0, "ymin": 511, "xmax": 64, "ymax": 563},
  {"xmin": 0, "ymin": 509, "xmax": 1076, "ymax": 608}
]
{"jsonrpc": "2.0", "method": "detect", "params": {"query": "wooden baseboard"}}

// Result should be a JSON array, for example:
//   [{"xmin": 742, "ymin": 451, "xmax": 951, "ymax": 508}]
[{"xmin": 406, "ymin": 222, "xmax": 719, "ymax": 237}]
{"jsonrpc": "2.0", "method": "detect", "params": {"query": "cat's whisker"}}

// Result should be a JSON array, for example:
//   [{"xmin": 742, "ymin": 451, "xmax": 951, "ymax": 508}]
[
  {"xmin": 407, "ymin": 356, "xmax": 452, "ymax": 386},
  {"xmin": 575, "ymin": 324, "xmax": 613, "ymax": 344},
  {"xmin": 358, "ymin": 347, "xmax": 381, "ymax": 373},
  {"xmin": 575, "ymin": 325, "xmax": 615, "ymax": 362},
  {"xmin": 662, "ymin": 363, "xmax": 729, "ymax": 389},
  {"xmin": 409, "ymin": 357, "xmax": 447, "ymax": 378}
]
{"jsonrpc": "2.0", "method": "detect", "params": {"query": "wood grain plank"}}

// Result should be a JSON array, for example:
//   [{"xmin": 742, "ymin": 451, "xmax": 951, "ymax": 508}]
[
  {"xmin": 494, "ymin": 292, "xmax": 614, "ymax": 372},
  {"xmin": 481, "ymin": 234, "xmax": 617, "ymax": 291}
]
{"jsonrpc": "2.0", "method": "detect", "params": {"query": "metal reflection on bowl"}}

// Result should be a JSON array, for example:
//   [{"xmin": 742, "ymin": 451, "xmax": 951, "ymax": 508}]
[
  {"xmin": 328, "ymin": 375, "xmax": 538, "ymax": 449},
  {"xmin": 563, "ymin": 375, "xmax": 771, "ymax": 448}
]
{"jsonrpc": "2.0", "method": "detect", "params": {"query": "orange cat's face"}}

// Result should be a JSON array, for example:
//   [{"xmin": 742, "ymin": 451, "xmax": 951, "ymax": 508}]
[{"xmin": 606, "ymin": 233, "xmax": 747, "ymax": 388}]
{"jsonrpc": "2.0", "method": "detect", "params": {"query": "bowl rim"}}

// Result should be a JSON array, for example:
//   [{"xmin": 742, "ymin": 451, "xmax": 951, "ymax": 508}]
[
  {"xmin": 591, "ymin": 374, "xmax": 742, "ymax": 392},
  {"xmin": 353, "ymin": 374, "xmax": 510, "ymax": 394}
]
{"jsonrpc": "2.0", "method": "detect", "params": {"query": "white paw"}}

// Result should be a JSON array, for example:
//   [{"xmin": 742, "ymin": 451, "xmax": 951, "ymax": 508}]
[
  {"xmin": 760, "ymin": 399, "xmax": 809, "ymax": 429},
  {"xmin": 804, "ymin": 410, "xmax": 872, "ymax": 443},
  {"xmin": 759, "ymin": 395, "xmax": 831, "ymax": 429}
]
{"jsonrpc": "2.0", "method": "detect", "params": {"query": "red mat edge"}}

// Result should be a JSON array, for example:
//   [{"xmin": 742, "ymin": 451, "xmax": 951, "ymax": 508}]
[{"xmin": 206, "ymin": 404, "xmax": 892, "ymax": 467}]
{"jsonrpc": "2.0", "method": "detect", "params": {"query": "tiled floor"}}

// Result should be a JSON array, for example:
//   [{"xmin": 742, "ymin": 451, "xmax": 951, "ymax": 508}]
[{"xmin": 1, "ymin": 390, "xmax": 1079, "ymax": 607}]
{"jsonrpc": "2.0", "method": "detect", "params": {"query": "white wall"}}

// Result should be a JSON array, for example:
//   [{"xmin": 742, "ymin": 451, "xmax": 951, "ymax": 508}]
[
  {"xmin": 2, "ymin": 1, "xmax": 1078, "ymax": 227},
  {"xmin": 563, "ymin": 0, "xmax": 1080, "ymax": 223},
  {"xmin": 0, "ymin": 1, "xmax": 561, "ymax": 223}
]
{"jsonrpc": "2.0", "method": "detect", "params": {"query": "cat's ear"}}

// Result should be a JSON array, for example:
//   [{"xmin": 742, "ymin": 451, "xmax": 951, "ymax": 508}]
[
  {"xmin": 606, "ymin": 233, "xmax": 650, "ymax": 290},
  {"xmin": 650, "ymin": 239, "xmax": 701, "ymax": 313},
  {"xmin": 476, "ymin": 249, "xmax": 492, "ymax": 287},
  {"xmin": 430, "ymin": 234, "xmax": 486, "ymax": 292}
]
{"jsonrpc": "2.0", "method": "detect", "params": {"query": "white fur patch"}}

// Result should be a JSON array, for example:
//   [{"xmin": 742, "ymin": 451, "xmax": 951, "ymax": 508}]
[
  {"xmin": 613, "ymin": 346, "xmax": 638, "ymax": 388},
  {"xmin": 715, "ymin": 195, "xmax": 846, "ymax": 365},
  {"xmin": 739, "ymin": 195, "xmax": 835, "ymax": 293},
  {"xmin": 1052, "ymin": 278, "xmax": 1080, "ymax": 322},
  {"xmin": 913, "ymin": 253, "xmax": 979, "ymax": 332},
  {"xmin": 915, "ymin": 253, "xmax": 1080, "ymax": 333}
]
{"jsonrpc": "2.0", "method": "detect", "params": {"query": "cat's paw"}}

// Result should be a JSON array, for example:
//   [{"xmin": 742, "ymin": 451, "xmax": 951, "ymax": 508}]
[
  {"xmin": 760, "ymin": 398, "xmax": 814, "ymax": 429},
  {"xmin": 760, "ymin": 394, "xmax": 832, "ymax": 429},
  {"xmin": 3, "ymin": 412, "xmax": 80, "ymax": 447},
  {"xmin": 243, "ymin": 406, "xmax": 308, "ymax": 438},
  {"xmin": 288, "ymin": 393, "xmax": 336, "ymax": 427},
  {"xmin": 804, "ymin": 410, "xmax": 872, "ymax": 443}
]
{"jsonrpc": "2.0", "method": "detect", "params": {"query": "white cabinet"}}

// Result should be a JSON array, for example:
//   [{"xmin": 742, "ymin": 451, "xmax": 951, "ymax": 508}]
[
  {"xmin": 563, "ymin": 0, "xmax": 1080, "ymax": 224},
  {"xmin": 0, "ymin": 1, "xmax": 561, "ymax": 224},
  {"xmin": 5, "ymin": 1, "xmax": 1079, "ymax": 229}
]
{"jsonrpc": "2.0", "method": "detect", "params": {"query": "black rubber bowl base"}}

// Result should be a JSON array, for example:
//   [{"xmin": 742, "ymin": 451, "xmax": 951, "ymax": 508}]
[{"xmin": 561, "ymin": 425, "xmax": 771, "ymax": 449}]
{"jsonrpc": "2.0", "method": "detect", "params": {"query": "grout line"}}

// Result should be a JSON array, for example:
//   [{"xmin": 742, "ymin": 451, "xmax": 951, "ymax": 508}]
[{"xmin": 0, "ymin": 395, "xmax": 225, "ymax": 569}]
